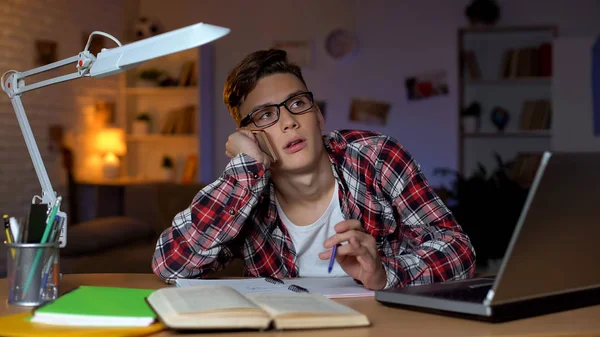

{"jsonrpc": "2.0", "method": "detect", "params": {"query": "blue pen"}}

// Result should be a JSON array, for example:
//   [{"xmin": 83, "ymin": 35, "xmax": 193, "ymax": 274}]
[{"xmin": 328, "ymin": 244, "xmax": 338, "ymax": 273}]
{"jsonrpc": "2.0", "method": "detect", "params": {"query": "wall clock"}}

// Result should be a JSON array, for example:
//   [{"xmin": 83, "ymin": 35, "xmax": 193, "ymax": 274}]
[{"xmin": 325, "ymin": 29, "xmax": 358, "ymax": 60}]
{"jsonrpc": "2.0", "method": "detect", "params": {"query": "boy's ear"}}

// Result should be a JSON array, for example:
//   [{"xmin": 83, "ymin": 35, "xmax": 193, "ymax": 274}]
[{"xmin": 316, "ymin": 105, "xmax": 325, "ymax": 132}]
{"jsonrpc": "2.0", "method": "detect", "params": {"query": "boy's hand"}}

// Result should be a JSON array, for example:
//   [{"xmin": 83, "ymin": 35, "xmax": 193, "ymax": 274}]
[
  {"xmin": 226, "ymin": 129, "xmax": 272, "ymax": 168},
  {"xmin": 319, "ymin": 220, "xmax": 387, "ymax": 290}
]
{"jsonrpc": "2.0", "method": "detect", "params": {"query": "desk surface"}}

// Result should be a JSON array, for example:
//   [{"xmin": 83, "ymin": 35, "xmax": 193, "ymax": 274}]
[{"xmin": 1, "ymin": 274, "xmax": 600, "ymax": 337}]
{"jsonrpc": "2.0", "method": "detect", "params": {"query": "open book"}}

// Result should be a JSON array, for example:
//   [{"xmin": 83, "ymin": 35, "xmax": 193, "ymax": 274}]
[{"xmin": 146, "ymin": 285, "xmax": 370, "ymax": 330}]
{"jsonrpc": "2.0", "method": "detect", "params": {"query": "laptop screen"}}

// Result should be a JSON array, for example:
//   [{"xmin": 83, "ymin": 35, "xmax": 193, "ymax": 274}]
[{"xmin": 491, "ymin": 152, "xmax": 600, "ymax": 304}]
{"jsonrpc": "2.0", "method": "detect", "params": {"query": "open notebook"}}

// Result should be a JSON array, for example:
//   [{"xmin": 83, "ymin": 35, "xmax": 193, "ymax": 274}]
[{"xmin": 175, "ymin": 277, "xmax": 374, "ymax": 298}]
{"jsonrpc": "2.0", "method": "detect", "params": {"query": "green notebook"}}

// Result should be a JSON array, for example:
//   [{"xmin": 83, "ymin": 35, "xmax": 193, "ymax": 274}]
[{"xmin": 31, "ymin": 286, "xmax": 157, "ymax": 327}]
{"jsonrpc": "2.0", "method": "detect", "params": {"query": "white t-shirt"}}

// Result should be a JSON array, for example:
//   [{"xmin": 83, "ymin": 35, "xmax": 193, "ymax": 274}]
[{"xmin": 276, "ymin": 183, "xmax": 349, "ymax": 277}]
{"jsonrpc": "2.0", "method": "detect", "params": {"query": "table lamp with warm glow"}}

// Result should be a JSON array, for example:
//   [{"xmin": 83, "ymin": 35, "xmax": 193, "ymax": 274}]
[
  {"xmin": 95, "ymin": 128, "xmax": 126, "ymax": 179},
  {"xmin": 1, "ymin": 23, "xmax": 230, "ymax": 247}
]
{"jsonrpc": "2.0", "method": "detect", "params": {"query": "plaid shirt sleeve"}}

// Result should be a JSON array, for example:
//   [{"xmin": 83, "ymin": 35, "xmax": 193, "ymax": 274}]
[
  {"xmin": 151, "ymin": 154, "xmax": 269, "ymax": 283},
  {"xmin": 375, "ymin": 137, "xmax": 476, "ymax": 289}
]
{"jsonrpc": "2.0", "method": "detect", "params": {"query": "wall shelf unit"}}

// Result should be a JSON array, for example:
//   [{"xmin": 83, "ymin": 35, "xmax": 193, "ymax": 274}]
[
  {"xmin": 458, "ymin": 25, "xmax": 558, "ymax": 182},
  {"xmin": 463, "ymin": 130, "xmax": 552, "ymax": 138},
  {"xmin": 115, "ymin": 45, "xmax": 215, "ymax": 183},
  {"xmin": 124, "ymin": 87, "xmax": 199, "ymax": 96}
]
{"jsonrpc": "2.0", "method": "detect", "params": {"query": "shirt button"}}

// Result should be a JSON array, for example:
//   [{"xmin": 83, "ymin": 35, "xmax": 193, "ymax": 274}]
[
  {"xmin": 253, "ymin": 173, "xmax": 259, "ymax": 179},
  {"xmin": 229, "ymin": 209, "xmax": 235, "ymax": 215}
]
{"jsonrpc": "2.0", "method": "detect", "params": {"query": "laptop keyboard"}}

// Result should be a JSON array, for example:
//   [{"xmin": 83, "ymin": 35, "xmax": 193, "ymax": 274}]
[{"xmin": 428, "ymin": 284, "xmax": 492, "ymax": 303}]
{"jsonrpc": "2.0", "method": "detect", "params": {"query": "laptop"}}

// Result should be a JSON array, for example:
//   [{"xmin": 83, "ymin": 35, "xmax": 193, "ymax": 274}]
[{"xmin": 375, "ymin": 152, "xmax": 600, "ymax": 322}]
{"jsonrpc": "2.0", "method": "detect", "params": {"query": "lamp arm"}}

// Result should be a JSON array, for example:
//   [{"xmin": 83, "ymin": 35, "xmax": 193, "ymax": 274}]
[
  {"xmin": 3, "ymin": 51, "xmax": 97, "ymax": 96},
  {"xmin": 9, "ymin": 95, "xmax": 56, "ymax": 205},
  {"xmin": 1, "ymin": 51, "xmax": 97, "ymax": 206}
]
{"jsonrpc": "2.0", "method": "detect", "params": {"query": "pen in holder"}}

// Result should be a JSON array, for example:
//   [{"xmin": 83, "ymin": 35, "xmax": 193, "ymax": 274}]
[{"xmin": 6, "ymin": 242, "xmax": 60, "ymax": 306}]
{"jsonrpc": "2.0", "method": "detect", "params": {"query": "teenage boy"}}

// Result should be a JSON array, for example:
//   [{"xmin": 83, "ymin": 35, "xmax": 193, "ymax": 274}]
[{"xmin": 152, "ymin": 49, "xmax": 476, "ymax": 290}]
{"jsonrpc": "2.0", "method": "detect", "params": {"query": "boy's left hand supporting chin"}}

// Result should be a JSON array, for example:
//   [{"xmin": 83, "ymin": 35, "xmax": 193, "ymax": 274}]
[{"xmin": 320, "ymin": 219, "xmax": 387, "ymax": 290}]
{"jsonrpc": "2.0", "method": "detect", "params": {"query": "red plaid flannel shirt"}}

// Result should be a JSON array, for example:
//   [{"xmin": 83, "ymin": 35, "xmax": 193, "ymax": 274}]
[{"xmin": 152, "ymin": 130, "xmax": 476, "ymax": 288}]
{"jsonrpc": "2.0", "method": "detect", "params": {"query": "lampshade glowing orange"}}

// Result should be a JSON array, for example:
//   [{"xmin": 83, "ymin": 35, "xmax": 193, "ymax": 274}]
[{"xmin": 95, "ymin": 128, "xmax": 126, "ymax": 155}]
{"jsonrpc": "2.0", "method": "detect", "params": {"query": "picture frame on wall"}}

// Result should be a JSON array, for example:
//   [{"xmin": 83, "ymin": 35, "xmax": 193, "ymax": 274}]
[
  {"xmin": 272, "ymin": 40, "xmax": 313, "ymax": 67},
  {"xmin": 405, "ymin": 70, "xmax": 449, "ymax": 101},
  {"xmin": 35, "ymin": 40, "xmax": 58, "ymax": 66},
  {"xmin": 348, "ymin": 98, "xmax": 391, "ymax": 126},
  {"xmin": 94, "ymin": 100, "xmax": 116, "ymax": 127}
]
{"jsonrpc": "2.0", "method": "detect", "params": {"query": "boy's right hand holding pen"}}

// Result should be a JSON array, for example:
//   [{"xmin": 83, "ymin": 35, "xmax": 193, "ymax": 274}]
[{"xmin": 320, "ymin": 219, "xmax": 388, "ymax": 291}]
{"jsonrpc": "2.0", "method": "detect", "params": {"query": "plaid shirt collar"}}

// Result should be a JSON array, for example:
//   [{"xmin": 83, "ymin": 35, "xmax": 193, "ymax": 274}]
[{"xmin": 257, "ymin": 133, "xmax": 362, "ymax": 236}]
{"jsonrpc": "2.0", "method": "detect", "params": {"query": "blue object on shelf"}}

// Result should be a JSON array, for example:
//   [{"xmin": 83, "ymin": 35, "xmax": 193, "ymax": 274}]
[{"xmin": 491, "ymin": 106, "xmax": 510, "ymax": 132}]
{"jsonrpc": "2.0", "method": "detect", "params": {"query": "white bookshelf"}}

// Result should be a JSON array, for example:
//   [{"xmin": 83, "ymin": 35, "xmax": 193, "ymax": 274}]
[
  {"xmin": 116, "ymin": 46, "xmax": 214, "ymax": 183},
  {"xmin": 124, "ymin": 87, "xmax": 198, "ymax": 96},
  {"xmin": 458, "ymin": 26, "xmax": 557, "ymax": 178}
]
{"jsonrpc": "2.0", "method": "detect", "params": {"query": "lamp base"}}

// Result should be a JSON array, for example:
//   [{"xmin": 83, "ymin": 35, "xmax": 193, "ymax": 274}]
[{"xmin": 102, "ymin": 164, "xmax": 120, "ymax": 179}]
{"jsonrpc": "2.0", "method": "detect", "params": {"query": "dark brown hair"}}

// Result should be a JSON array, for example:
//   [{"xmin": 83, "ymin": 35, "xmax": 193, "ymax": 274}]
[{"xmin": 223, "ymin": 49, "xmax": 306, "ymax": 126}]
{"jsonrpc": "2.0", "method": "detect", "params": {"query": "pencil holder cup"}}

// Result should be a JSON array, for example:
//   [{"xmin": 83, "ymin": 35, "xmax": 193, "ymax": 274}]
[{"xmin": 6, "ymin": 242, "xmax": 60, "ymax": 306}]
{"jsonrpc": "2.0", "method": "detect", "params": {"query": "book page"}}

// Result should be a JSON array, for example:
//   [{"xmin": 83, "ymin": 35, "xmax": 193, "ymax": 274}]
[
  {"xmin": 150, "ymin": 285, "xmax": 258, "ymax": 314},
  {"xmin": 246, "ymin": 293, "xmax": 359, "ymax": 317}
]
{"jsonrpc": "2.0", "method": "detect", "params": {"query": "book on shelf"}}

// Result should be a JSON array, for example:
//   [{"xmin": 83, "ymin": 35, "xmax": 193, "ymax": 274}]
[
  {"xmin": 512, "ymin": 153, "xmax": 544, "ymax": 187},
  {"xmin": 463, "ymin": 50, "xmax": 482, "ymax": 80},
  {"xmin": 177, "ymin": 60, "xmax": 197, "ymax": 87},
  {"xmin": 146, "ymin": 284, "xmax": 371, "ymax": 331},
  {"xmin": 519, "ymin": 100, "xmax": 551, "ymax": 130},
  {"xmin": 180, "ymin": 154, "xmax": 198, "ymax": 184},
  {"xmin": 499, "ymin": 43, "xmax": 552, "ymax": 79},
  {"xmin": 159, "ymin": 104, "xmax": 196, "ymax": 135}
]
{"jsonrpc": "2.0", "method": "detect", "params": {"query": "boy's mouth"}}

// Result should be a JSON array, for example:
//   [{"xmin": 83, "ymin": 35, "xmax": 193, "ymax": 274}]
[{"xmin": 284, "ymin": 137, "xmax": 306, "ymax": 149}]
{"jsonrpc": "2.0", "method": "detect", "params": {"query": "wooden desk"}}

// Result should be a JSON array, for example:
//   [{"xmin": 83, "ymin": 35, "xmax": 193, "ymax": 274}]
[{"xmin": 1, "ymin": 274, "xmax": 600, "ymax": 337}]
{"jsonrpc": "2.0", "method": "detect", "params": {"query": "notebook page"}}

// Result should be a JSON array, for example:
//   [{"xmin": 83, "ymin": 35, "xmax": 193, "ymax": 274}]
[
  {"xmin": 156, "ymin": 285, "xmax": 258, "ymax": 313},
  {"xmin": 176, "ymin": 277, "xmax": 374, "ymax": 298},
  {"xmin": 246, "ymin": 293, "xmax": 359, "ymax": 316},
  {"xmin": 176, "ymin": 278, "xmax": 291, "ymax": 294},
  {"xmin": 284, "ymin": 277, "xmax": 374, "ymax": 298}
]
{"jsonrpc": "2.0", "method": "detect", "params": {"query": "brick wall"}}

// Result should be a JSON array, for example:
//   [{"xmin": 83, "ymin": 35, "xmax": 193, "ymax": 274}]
[{"xmin": 0, "ymin": 0, "xmax": 130, "ymax": 219}]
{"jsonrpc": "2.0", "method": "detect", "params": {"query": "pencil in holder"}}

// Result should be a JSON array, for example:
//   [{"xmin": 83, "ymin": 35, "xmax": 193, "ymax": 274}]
[{"xmin": 6, "ymin": 242, "xmax": 60, "ymax": 306}]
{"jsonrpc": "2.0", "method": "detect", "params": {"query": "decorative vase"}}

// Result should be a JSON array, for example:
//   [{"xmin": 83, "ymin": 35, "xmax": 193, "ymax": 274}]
[
  {"xmin": 159, "ymin": 167, "xmax": 175, "ymax": 182},
  {"xmin": 462, "ymin": 116, "xmax": 479, "ymax": 133},
  {"xmin": 132, "ymin": 121, "xmax": 150, "ymax": 135}
]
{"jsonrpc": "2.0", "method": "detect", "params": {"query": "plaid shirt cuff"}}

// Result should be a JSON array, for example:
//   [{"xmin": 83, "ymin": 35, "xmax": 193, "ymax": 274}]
[{"xmin": 224, "ymin": 153, "xmax": 269, "ymax": 186}]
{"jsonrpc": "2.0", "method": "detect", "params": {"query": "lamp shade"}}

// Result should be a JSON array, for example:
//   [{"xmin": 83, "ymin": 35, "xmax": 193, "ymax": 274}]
[{"xmin": 95, "ymin": 128, "xmax": 126, "ymax": 155}]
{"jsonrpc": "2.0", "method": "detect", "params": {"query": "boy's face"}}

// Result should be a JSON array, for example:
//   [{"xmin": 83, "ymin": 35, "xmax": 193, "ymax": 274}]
[{"xmin": 239, "ymin": 73, "xmax": 325, "ymax": 173}]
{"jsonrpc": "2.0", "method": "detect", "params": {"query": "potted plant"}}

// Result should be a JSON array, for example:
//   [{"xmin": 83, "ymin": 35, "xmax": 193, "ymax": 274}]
[
  {"xmin": 465, "ymin": 0, "xmax": 500, "ymax": 27},
  {"xmin": 137, "ymin": 68, "xmax": 165, "ymax": 87},
  {"xmin": 160, "ymin": 155, "xmax": 175, "ymax": 181},
  {"xmin": 434, "ymin": 153, "xmax": 528, "ymax": 269},
  {"xmin": 132, "ymin": 113, "xmax": 151, "ymax": 136},
  {"xmin": 461, "ymin": 101, "xmax": 481, "ymax": 133}
]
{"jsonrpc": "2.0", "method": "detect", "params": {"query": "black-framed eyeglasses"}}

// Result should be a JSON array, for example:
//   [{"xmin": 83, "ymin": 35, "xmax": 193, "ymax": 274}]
[{"xmin": 239, "ymin": 91, "xmax": 314, "ymax": 128}]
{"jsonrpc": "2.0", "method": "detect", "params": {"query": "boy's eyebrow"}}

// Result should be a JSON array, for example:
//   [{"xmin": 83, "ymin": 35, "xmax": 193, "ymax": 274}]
[{"xmin": 250, "ymin": 90, "xmax": 306, "ymax": 113}]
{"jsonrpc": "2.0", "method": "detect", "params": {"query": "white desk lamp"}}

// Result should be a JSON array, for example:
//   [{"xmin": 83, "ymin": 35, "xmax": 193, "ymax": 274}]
[{"xmin": 1, "ymin": 22, "xmax": 230, "ymax": 247}]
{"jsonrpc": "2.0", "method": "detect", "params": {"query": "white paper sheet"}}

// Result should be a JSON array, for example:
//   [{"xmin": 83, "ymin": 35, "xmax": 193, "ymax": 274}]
[{"xmin": 175, "ymin": 277, "xmax": 374, "ymax": 298}]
